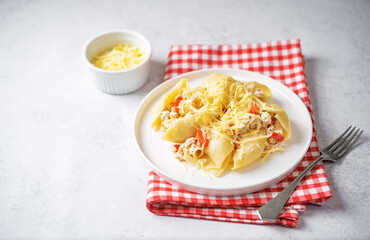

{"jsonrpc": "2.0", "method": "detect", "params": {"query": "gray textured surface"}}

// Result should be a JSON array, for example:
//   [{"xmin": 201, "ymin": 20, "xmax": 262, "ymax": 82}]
[{"xmin": 1, "ymin": 0, "xmax": 370, "ymax": 239}]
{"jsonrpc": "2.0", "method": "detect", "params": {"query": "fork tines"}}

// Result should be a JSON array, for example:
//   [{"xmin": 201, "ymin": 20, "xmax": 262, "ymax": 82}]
[{"xmin": 326, "ymin": 126, "xmax": 363, "ymax": 157}]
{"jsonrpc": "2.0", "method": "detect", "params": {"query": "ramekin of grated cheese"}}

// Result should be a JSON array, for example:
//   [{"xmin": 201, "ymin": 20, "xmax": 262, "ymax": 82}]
[{"xmin": 84, "ymin": 30, "xmax": 151, "ymax": 94}]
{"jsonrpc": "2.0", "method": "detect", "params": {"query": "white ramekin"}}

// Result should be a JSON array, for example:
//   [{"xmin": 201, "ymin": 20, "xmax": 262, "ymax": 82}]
[{"xmin": 84, "ymin": 30, "xmax": 151, "ymax": 94}]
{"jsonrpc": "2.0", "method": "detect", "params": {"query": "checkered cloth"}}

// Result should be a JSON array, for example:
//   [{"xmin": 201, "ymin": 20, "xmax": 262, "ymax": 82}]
[{"xmin": 146, "ymin": 39, "xmax": 332, "ymax": 228}]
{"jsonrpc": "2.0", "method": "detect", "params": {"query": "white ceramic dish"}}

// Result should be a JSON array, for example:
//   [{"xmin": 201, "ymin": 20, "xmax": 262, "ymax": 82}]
[
  {"xmin": 134, "ymin": 68, "xmax": 312, "ymax": 196},
  {"xmin": 84, "ymin": 29, "xmax": 151, "ymax": 94}
]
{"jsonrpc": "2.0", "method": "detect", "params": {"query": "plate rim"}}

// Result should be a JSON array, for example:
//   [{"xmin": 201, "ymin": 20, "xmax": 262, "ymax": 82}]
[{"xmin": 133, "ymin": 68, "xmax": 313, "ymax": 195}]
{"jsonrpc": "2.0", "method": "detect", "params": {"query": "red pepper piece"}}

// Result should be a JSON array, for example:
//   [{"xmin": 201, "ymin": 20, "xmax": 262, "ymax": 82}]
[
  {"xmin": 271, "ymin": 132, "xmax": 285, "ymax": 142},
  {"xmin": 171, "ymin": 96, "xmax": 183, "ymax": 112},
  {"xmin": 196, "ymin": 129, "xmax": 209, "ymax": 148},
  {"xmin": 250, "ymin": 101, "xmax": 259, "ymax": 114},
  {"xmin": 174, "ymin": 144, "xmax": 180, "ymax": 152}
]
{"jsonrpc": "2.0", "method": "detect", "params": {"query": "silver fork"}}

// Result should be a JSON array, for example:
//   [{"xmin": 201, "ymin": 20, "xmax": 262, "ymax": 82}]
[{"xmin": 257, "ymin": 126, "xmax": 363, "ymax": 221}]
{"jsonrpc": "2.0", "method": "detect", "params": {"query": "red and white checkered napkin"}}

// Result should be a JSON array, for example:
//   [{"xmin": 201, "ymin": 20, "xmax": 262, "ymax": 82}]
[{"xmin": 146, "ymin": 39, "xmax": 332, "ymax": 228}]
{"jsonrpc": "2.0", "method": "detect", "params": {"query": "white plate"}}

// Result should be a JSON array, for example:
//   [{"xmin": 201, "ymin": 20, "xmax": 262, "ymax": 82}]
[{"xmin": 134, "ymin": 68, "xmax": 312, "ymax": 196}]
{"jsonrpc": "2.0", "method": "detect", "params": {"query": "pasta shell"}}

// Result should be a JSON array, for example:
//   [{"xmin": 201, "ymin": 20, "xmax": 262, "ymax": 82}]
[
  {"xmin": 201, "ymin": 73, "xmax": 235, "ymax": 89},
  {"xmin": 275, "ymin": 110, "xmax": 291, "ymax": 139},
  {"xmin": 205, "ymin": 154, "xmax": 233, "ymax": 177},
  {"xmin": 194, "ymin": 110, "xmax": 216, "ymax": 127},
  {"xmin": 151, "ymin": 78, "xmax": 189, "ymax": 129},
  {"xmin": 205, "ymin": 133, "xmax": 233, "ymax": 169},
  {"xmin": 161, "ymin": 114, "xmax": 197, "ymax": 143},
  {"xmin": 245, "ymin": 81, "xmax": 272, "ymax": 100},
  {"xmin": 184, "ymin": 153, "xmax": 198, "ymax": 166},
  {"xmin": 261, "ymin": 102, "xmax": 283, "ymax": 113},
  {"xmin": 232, "ymin": 138, "xmax": 266, "ymax": 170},
  {"xmin": 202, "ymin": 73, "xmax": 234, "ymax": 108}
]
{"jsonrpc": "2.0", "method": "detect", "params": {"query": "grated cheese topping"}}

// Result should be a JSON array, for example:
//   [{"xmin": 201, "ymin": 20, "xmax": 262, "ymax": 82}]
[{"xmin": 92, "ymin": 44, "xmax": 146, "ymax": 71}]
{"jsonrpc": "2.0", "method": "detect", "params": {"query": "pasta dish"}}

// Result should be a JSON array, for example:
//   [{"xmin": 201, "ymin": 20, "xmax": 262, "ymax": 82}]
[{"xmin": 151, "ymin": 73, "xmax": 291, "ymax": 177}]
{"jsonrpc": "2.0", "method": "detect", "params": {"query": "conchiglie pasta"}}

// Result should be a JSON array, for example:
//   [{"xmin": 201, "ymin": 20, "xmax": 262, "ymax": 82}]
[
  {"xmin": 183, "ymin": 152, "xmax": 200, "ymax": 166},
  {"xmin": 194, "ymin": 110, "xmax": 216, "ymax": 127},
  {"xmin": 261, "ymin": 102, "xmax": 283, "ymax": 113},
  {"xmin": 245, "ymin": 81, "xmax": 272, "ymax": 100},
  {"xmin": 151, "ymin": 73, "xmax": 291, "ymax": 177},
  {"xmin": 202, "ymin": 73, "xmax": 234, "ymax": 92},
  {"xmin": 206, "ymin": 154, "xmax": 233, "ymax": 177},
  {"xmin": 151, "ymin": 78, "xmax": 189, "ymax": 129},
  {"xmin": 162, "ymin": 114, "xmax": 198, "ymax": 143},
  {"xmin": 232, "ymin": 138, "xmax": 266, "ymax": 170},
  {"xmin": 275, "ymin": 110, "xmax": 291, "ymax": 139},
  {"xmin": 205, "ymin": 133, "xmax": 233, "ymax": 169},
  {"xmin": 202, "ymin": 73, "xmax": 234, "ymax": 108}
]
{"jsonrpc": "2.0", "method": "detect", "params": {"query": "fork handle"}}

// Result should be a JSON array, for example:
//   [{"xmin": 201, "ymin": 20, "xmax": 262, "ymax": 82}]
[{"xmin": 257, "ymin": 156, "xmax": 324, "ymax": 221}]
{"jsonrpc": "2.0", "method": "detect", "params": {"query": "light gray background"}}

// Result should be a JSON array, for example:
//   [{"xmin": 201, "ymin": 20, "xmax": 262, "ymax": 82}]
[{"xmin": 1, "ymin": 0, "xmax": 369, "ymax": 239}]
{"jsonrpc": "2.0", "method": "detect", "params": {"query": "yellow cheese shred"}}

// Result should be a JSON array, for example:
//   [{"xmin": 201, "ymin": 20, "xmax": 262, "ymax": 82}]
[{"xmin": 92, "ymin": 44, "xmax": 146, "ymax": 71}]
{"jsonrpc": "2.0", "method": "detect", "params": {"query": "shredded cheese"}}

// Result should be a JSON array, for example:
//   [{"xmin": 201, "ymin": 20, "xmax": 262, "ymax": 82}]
[{"xmin": 92, "ymin": 44, "xmax": 146, "ymax": 71}]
